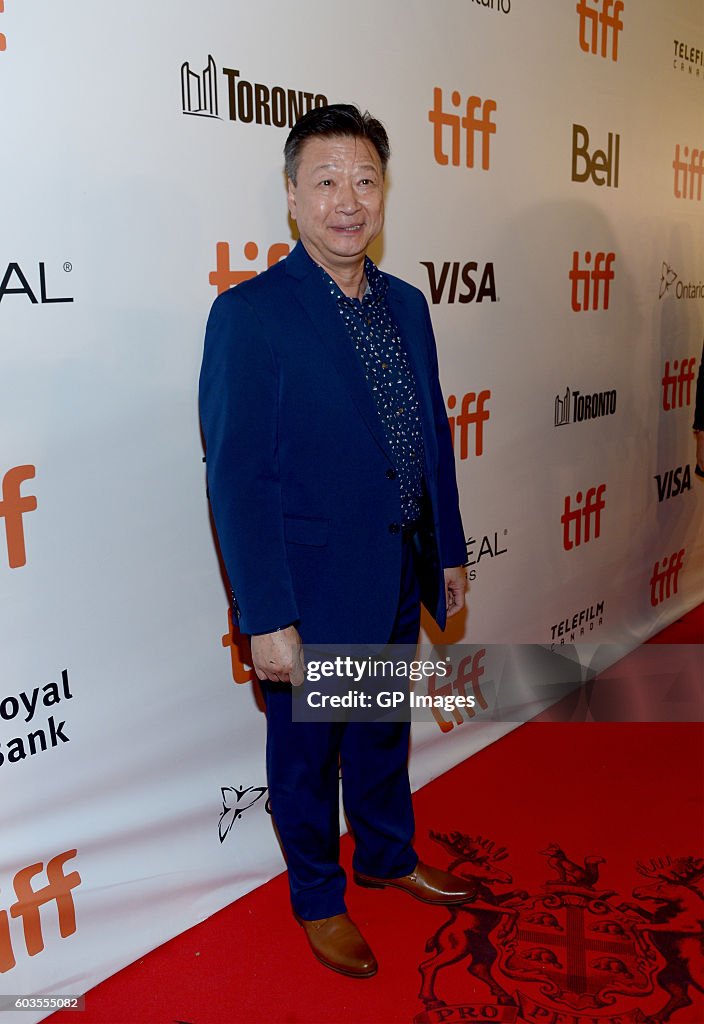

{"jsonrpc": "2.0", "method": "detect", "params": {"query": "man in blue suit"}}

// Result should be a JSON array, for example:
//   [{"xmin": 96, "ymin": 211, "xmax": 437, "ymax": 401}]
[{"xmin": 200, "ymin": 105, "xmax": 475, "ymax": 978}]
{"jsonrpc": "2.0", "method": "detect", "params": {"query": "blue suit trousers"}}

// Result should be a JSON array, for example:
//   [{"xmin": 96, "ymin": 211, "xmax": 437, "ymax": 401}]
[{"xmin": 263, "ymin": 536, "xmax": 421, "ymax": 920}]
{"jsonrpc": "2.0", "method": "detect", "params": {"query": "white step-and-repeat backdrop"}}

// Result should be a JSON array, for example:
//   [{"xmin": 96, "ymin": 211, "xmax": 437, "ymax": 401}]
[{"xmin": 1, "ymin": 0, "xmax": 702, "ymax": 1016}]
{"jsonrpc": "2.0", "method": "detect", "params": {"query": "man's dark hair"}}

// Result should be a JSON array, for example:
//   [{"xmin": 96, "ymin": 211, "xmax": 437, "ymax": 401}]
[{"xmin": 284, "ymin": 103, "xmax": 390, "ymax": 184}]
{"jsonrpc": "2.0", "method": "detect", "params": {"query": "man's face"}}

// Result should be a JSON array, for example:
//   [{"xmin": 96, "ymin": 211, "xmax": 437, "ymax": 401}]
[{"xmin": 287, "ymin": 134, "xmax": 385, "ymax": 275}]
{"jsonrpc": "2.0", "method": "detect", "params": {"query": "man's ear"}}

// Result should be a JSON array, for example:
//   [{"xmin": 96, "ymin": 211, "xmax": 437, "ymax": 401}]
[{"xmin": 287, "ymin": 178, "xmax": 296, "ymax": 220}]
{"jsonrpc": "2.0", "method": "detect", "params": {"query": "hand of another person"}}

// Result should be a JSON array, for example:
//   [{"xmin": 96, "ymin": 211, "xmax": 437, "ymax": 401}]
[
  {"xmin": 444, "ymin": 566, "xmax": 466, "ymax": 618},
  {"xmin": 251, "ymin": 625, "xmax": 305, "ymax": 686}
]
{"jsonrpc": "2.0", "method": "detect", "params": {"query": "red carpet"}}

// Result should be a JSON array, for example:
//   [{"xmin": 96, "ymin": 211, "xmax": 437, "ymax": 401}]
[{"xmin": 48, "ymin": 609, "xmax": 703, "ymax": 1024}]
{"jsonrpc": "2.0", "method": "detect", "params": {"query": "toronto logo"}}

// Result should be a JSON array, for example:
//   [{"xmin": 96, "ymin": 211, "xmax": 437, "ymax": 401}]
[
  {"xmin": 414, "ymin": 832, "xmax": 704, "ymax": 1024},
  {"xmin": 181, "ymin": 55, "xmax": 327, "ymax": 127}
]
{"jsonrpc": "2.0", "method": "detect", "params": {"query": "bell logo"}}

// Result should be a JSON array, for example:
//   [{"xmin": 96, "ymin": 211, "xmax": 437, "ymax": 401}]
[
  {"xmin": 561, "ymin": 484, "xmax": 606, "ymax": 550},
  {"xmin": 571, "ymin": 124, "xmax": 620, "ymax": 188},
  {"xmin": 576, "ymin": 0, "xmax": 624, "ymax": 61},
  {"xmin": 650, "ymin": 550, "xmax": 685, "ymax": 607},
  {"xmin": 0, "ymin": 466, "xmax": 37, "ymax": 569},
  {"xmin": 1, "ymin": 851, "xmax": 81, "ymax": 972},
  {"xmin": 428, "ymin": 88, "xmax": 497, "ymax": 170},
  {"xmin": 672, "ymin": 145, "xmax": 704, "ymax": 201},
  {"xmin": 447, "ymin": 391, "xmax": 490, "ymax": 458},
  {"xmin": 569, "ymin": 251, "xmax": 615, "ymax": 311},
  {"xmin": 661, "ymin": 358, "xmax": 696, "ymax": 411},
  {"xmin": 209, "ymin": 240, "xmax": 290, "ymax": 295}
]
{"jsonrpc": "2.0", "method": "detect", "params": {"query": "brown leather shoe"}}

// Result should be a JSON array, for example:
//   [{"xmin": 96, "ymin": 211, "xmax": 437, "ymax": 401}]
[
  {"xmin": 294, "ymin": 912, "xmax": 378, "ymax": 978},
  {"xmin": 354, "ymin": 861, "xmax": 477, "ymax": 905}
]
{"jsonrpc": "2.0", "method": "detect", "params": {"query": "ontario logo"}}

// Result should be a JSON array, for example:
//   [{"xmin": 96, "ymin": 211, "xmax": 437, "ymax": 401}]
[
  {"xmin": 659, "ymin": 262, "xmax": 704, "ymax": 300},
  {"xmin": 181, "ymin": 55, "xmax": 327, "ymax": 127},
  {"xmin": 218, "ymin": 784, "xmax": 270, "ymax": 842}
]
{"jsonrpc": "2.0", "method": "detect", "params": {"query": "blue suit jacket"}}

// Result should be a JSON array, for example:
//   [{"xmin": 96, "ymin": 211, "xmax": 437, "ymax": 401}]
[{"xmin": 199, "ymin": 241, "xmax": 466, "ymax": 644}]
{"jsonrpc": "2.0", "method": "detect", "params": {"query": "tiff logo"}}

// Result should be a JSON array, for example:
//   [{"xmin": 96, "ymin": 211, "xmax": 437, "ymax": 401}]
[
  {"xmin": 222, "ymin": 608, "xmax": 255, "ymax": 684},
  {"xmin": 569, "ymin": 251, "xmax": 615, "ymax": 311},
  {"xmin": 576, "ymin": 0, "xmax": 624, "ymax": 61},
  {"xmin": 0, "ymin": 466, "xmax": 37, "ymax": 569},
  {"xmin": 428, "ymin": 88, "xmax": 497, "ymax": 170},
  {"xmin": 650, "ymin": 550, "xmax": 685, "ymax": 607},
  {"xmin": 181, "ymin": 55, "xmax": 219, "ymax": 118},
  {"xmin": 447, "ymin": 391, "xmax": 490, "ymax": 458},
  {"xmin": 0, "ymin": 0, "xmax": 5, "ymax": 53},
  {"xmin": 661, "ymin": 358, "xmax": 696, "ymax": 411},
  {"xmin": 209, "ymin": 240, "xmax": 290, "ymax": 295},
  {"xmin": 428, "ymin": 649, "xmax": 488, "ymax": 734},
  {"xmin": 0, "ymin": 851, "xmax": 80, "ymax": 972},
  {"xmin": 672, "ymin": 145, "xmax": 704, "ymax": 201},
  {"xmin": 561, "ymin": 484, "xmax": 606, "ymax": 550}
]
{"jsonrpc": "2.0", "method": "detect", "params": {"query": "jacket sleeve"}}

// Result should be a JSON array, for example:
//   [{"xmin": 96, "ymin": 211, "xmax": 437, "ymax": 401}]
[
  {"xmin": 198, "ymin": 288, "xmax": 299, "ymax": 635},
  {"xmin": 421, "ymin": 296, "xmax": 467, "ymax": 568}
]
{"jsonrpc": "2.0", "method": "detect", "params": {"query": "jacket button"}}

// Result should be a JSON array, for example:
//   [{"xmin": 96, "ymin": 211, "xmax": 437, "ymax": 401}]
[
  {"xmin": 389, "ymin": 522, "xmax": 400, "ymax": 534},
  {"xmin": 386, "ymin": 468, "xmax": 397, "ymax": 480}
]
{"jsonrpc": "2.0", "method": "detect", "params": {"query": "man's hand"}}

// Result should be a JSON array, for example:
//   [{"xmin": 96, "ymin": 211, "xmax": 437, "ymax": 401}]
[
  {"xmin": 444, "ymin": 566, "xmax": 467, "ymax": 618},
  {"xmin": 251, "ymin": 625, "xmax": 305, "ymax": 686}
]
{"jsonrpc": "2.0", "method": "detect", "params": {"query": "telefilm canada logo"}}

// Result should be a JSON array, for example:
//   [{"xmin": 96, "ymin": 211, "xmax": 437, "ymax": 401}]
[
  {"xmin": 659, "ymin": 262, "xmax": 704, "ymax": 300},
  {"xmin": 180, "ymin": 54, "xmax": 328, "ymax": 127},
  {"xmin": 554, "ymin": 386, "xmax": 617, "ymax": 427},
  {"xmin": 550, "ymin": 600, "xmax": 605, "ymax": 647},
  {"xmin": 672, "ymin": 38, "xmax": 703, "ymax": 83}
]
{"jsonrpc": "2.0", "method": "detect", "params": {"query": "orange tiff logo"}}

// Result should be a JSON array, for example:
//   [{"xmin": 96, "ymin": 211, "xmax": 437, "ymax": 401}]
[
  {"xmin": 0, "ymin": 466, "xmax": 37, "ymax": 569},
  {"xmin": 1, "ymin": 851, "xmax": 81, "ymax": 972},
  {"xmin": 428, "ymin": 88, "xmax": 497, "ymax": 170},
  {"xmin": 209, "ymin": 240, "xmax": 290, "ymax": 294},
  {"xmin": 0, "ymin": 0, "xmax": 6, "ymax": 53},
  {"xmin": 576, "ymin": 0, "xmax": 623, "ymax": 62},
  {"xmin": 222, "ymin": 607, "xmax": 255, "ymax": 684}
]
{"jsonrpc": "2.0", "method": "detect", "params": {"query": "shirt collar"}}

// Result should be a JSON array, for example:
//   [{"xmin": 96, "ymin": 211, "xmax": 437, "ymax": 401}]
[{"xmin": 315, "ymin": 254, "xmax": 388, "ymax": 307}]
